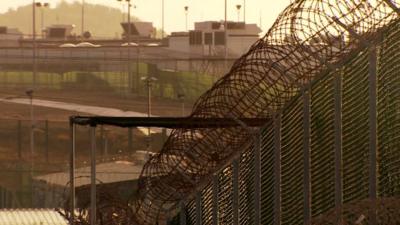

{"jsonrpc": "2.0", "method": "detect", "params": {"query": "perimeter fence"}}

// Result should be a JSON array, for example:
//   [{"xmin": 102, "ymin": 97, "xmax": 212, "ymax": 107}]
[{"xmin": 178, "ymin": 10, "xmax": 400, "ymax": 225}]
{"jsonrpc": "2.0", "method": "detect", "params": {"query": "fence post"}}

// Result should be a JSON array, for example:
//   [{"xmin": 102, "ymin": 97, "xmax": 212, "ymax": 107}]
[
  {"xmin": 334, "ymin": 72, "xmax": 343, "ymax": 222},
  {"xmin": 90, "ymin": 126, "xmax": 97, "ymax": 225},
  {"xmin": 274, "ymin": 114, "xmax": 281, "ymax": 225},
  {"xmin": 233, "ymin": 158, "xmax": 239, "ymax": 225},
  {"xmin": 212, "ymin": 175, "xmax": 218, "ymax": 225},
  {"xmin": 17, "ymin": 120, "xmax": 22, "ymax": 159},
  {"xmin": 180, "ymin": 200, "xmax": 187, "ymax": 225},
  {"xmin": 303, "ymin": 91, "xmax": 311, "ymax": 225},
  {"xmin": 128, "ymin": 128, "xmax": 133, "ymax": 152},
  {"xmin": 196, "ymin": 191, "xmax": 202, "ymax": 225},
  {"xmin": 254, "ymin": 128, "xmax": 262, "ymax": 225},
  {"xmin": 45, "ymin": 120, "xmax": 49, "ymax": 162},
  {"xmin": 69, "ymin": 123, "xmax": 76, "ymax": 225},
  {"xmin": 369, "ymin": 46, "xmax": 378, "ymax": 224}
]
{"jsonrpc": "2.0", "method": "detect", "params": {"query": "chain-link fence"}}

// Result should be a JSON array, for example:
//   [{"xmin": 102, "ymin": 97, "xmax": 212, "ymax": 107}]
[
  {"xmin": 180, "ymin": 17, "xmax": 400, "ymax": 225},
  {"xmin": 0, "ymin": 118, "xmax": 169, "ymax": 209}
]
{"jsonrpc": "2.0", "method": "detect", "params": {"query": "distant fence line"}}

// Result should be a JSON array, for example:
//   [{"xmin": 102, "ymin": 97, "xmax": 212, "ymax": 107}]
[
  {"xmin": 0, "ymin": 118, "xmax": 166, "ymax": 209},
  {"xmin": 0, "ymin": 51, "xmax": 235, "ymax": 101}
]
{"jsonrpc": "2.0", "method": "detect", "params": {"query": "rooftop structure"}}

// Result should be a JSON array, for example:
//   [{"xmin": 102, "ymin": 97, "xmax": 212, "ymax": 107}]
[
  {"xmin": 44, "ymin": 24, "xmax": 75, "ymax": 40},
  {"xmin": 0, "ymin": 209, "xmax": 68, "ymax": 225},
  {"xmin": 121, "ymin": 21, "xmax": 155, "ymax": 40},
  {"xmin": 0, "ymin": 26, "xmax": 23, "ymax": 47},
  {"xmin": 168, "ymin": 21, "xmax": 262, "ymax": 57}
]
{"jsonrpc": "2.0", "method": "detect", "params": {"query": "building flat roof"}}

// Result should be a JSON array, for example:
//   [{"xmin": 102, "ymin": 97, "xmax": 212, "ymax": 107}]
[{"xmin": 0, "ymin": 209, "xmax": 68, "ymax": 225}]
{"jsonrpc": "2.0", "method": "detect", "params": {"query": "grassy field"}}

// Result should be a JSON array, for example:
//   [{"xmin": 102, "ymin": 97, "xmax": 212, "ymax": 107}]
[{"xmin": 0, "ymin": 63, "xmax": 217, "ymax": 102}]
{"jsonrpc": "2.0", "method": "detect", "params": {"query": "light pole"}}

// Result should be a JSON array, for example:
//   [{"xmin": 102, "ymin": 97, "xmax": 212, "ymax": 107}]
[
  {"xmin": 35, "ymin": 2, "xmax": 49, "ymax": 38},
  {"xmin": 243, "ymin": 0, "xmax": 246, "ymax": 23},
  {"xmin": 118, "ymin": 0, "xmax": 133, "ymax": 92},
  {"xmin": 236, "ymin": 4, "xmax": 241, "ymax": 22},
  {"xmin": 117, "ymin": 0, "xmax": 132, "ymax": 43},
  {"xmin": 32, "ymin": 0, "xmax": 37, "ymax": 89},
  {"xmin": 26, "ymin": 89, "xmax": 34, "ymax": 205},
  {"xmin": 177, "ymin": 93, "xmax": 185, "ymax": 117},
  {"xmin": 224, "ymin": 0, "xmax": 228, "ymax": 59},
  {"xmin": 141, "ymin": 76, "xmax": 157, "ymax": 152},
  {"xmin": 184, "ymin": 6, "xmax": 189, "ymax": 31}
]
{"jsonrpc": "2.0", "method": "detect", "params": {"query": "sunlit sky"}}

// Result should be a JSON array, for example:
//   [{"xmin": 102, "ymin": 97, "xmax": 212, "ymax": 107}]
[{"xmin": 0, "ymin": 0, "xmax": 292, "ymax": 34}]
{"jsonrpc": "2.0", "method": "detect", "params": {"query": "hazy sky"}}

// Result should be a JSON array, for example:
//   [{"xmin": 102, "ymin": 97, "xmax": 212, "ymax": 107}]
[{"xmin": 0, "ymin": 0, "xmax": 292, "ymax": 35}]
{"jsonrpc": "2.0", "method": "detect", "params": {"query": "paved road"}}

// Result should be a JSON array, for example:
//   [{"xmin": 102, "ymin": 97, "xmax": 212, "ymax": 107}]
[{"xmin": 0, "ymin": 97, "xmax": 161, "ymax": 134}]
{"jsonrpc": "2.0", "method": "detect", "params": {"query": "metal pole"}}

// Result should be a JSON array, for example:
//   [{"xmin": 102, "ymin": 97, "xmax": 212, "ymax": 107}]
[
  {"xmin": 136, "ymin": 46, "xmax": 140, "ymax": 92},
  {"xmin": 182, "ymin": 101, "xmax": 185, "ymax": 117},
  {"xmin": 148, "ymin": 80, "xmax": 151, "ymax": 118},
  {"xmin": 17, "ymin": 120, "xmax": 22, "ymax": 159},
  {"xmin": 185, "ymin": 12, "xmax": 188, "ymax": 31},
  {"xmin": 81, "ymin": 0, "xmax": 85, "ymax": 36},
  {"xmin": 233, "ymin": 158, "xmax": 239, "ymax": 225},
  {"xmin": 274, "ymin": 115, "xmax": 281, "ymax": 225},
  {"xmin": 90, "ymin": 126, "xmax": 97, "ymax": 225},
  {"xmin": 212, "ymin": 175, "xmax": 218, "ymax": 225},
  {"xmin": 45, "ymin": 120, "xmax": 49, "ymax": 162},
  {"xmin": 368, "ymin": 46, "xmax": 377, "ymax": 224},
  {"xmin": 243, "ymin": 0, "xmax": 246, "ymax": 23},
  {"xmin": 69, "ymin": 123, "xmax": 76, "ymax": 225},
  {"xmin": 180, "ymin": 200, "xmax": 187, "ymax": 225},
  {"xmin": 128, "ymin": 127, "xmax": 133, "ymax": 151},
  {"xmin": 254, "ymin": 129, "xmax": 261, "ymax": 225},
  {"xmin": 32, "ymin": 0, "xmax": 37, "ymax": 88},
  {"xmin": 162, "ymin": 0, "xmax": 164, "ymax": 39},
  {"xmin": 303, "ymin": 92, "xmax": 311, "ymax": 225},
  {"xmin": 224, "ymin": 0, "xmax": 228, "ymax": 59},
  {"xmin": 196, "ymin": 191, "xmax": 202, "ymax": 225},
  {"xmin": 127, "ymin": 1, "xmax": 132, "ymax": 92},
  {"xmin": 29, "ymin": 92, "xmax": 35, "ymax": 206},
  {"xmin": 147, "ymin": 79, "xmax": 151, "ymax": 151},
  {"xmin": 334, "ymin": 72, "xmax": 343, "ymax": 223},
  {"xmin": 127, "ymin": 1, "xmax": 131, "ymax": 43},
  {"xmin": 41, "ymin": 7, "xmax": 44, "ymax": 38}
]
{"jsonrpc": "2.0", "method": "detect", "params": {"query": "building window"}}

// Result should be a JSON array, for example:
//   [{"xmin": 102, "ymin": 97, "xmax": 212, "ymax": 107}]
[
  {"xmin": 214, "ymin": 31, "xmax": 226, "ymax": 45},
  {"xmin": 189, "ymin": 31, "xmax": 203, "ymax": 45},
  {"xmin": 204, "ymin": 32, "xmax": 213, "ymax": 45}
]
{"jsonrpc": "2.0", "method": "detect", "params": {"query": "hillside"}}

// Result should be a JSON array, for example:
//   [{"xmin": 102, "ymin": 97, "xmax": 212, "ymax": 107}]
[{"xmin": 0, "ymin": 1, "xmax": 139, "ymax": 38}]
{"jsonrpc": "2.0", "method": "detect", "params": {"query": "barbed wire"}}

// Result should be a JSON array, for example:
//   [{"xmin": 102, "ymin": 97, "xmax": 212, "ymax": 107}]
[
  {"xmin": 131, "ymin": 1, "xmax": 400, "ymax": 224},
  {"xmin": 60, "ymin": 176, "xmax": 136, "ymax": 225}
]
